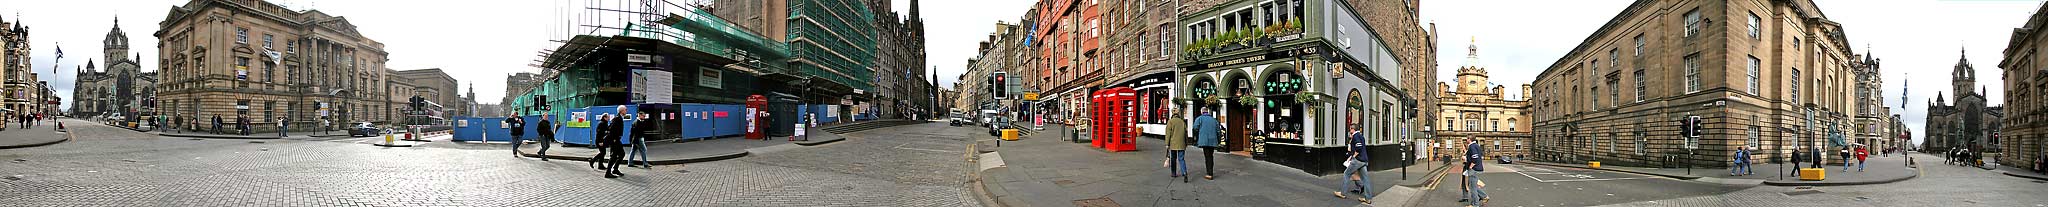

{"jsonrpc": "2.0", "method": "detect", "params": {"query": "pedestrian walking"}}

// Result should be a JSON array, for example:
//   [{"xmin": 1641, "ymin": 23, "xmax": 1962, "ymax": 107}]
[
  {"xmin": 1164, "ymin": 109, "xmax": 1188, "ymax": 183},
  {"xmin": 1856, "ymin": 146, "xmax": 1868, "ymax": 172},
  {"xmin": 601, "ymin": 106, "xmax": 629, "ymax": 178},
  {"xmin": 321, "ymin": 119, "xmax": 332, "ymax": 135},
  {"xmin": 507, "ymin": 116, "xmax": 526, "ymax": 157},
  {"xmin": 589, "ymin": 114, "xmax": 613, "ymax": 170},
  {"xmin": 1791, "ymin": 147, "xmax": 1805, "ymax": 176},
  {"xmin": 276, "ymin": 117, "xmax": 289, "ymax": 137},
  {"xmin": 241, "ymin": 115, "xmax": 254, "ymax": 135},
  {"xmin": 1839, "ymin": 148, "xmax": 1852, "ymax": 172},
  {"xmin": 1193, "ymin": 110, "xmax": 1222, "ymax": 180},
  {"xmin": 536, "ymin": 113, "xmax": 558, "ymax": 161},
  {"xmin": 1334, "ymin": 124, "xmax": 1372, "ymax": 204},
  {"xmin": 1732, "ymin": 146, "xmax": 1751, "ymax": 176},
  {"xmin": 1462, "ymin": 137, "xmax": 1488, "ymax": 206},
  {"xmin": 212, "ymin": 115, "xmax": 223, "ymax": 134},
  {"xmin": 628, "ymin": 112, "xmax": 652, "ymax": 168}
]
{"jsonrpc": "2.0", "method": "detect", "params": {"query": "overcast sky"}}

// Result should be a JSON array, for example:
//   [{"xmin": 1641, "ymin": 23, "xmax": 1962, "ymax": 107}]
[{"xmin": 1422, "ymin": 0, "xmax": 2044, "ymax": 146}]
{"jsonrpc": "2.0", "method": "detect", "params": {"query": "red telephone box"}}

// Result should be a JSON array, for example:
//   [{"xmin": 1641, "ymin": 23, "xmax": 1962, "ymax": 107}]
[
  {"xmin": 1090, "ymin": 91, "xmax": 1108, "ymax": 148},
  {"xmin": 1090, "ymin": 87, "xmax": 1138, "ymax": 152},
  {"xmin": 1104, "ymin": 87, "xmax": 1138, "ymax": 152},
  {"xmin": 745, "ymin": 95, "xmax": 767, "ymax": 139}
]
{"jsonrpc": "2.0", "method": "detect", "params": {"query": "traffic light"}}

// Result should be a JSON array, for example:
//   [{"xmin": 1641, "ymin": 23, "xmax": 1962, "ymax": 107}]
[
  {"xmin": 991, "ymin": 72, "xmax": 1008, "ymax": 100},
  {"xmin": 1683, "ymin": 116, "xmax": 1703, "ymax": 138}
]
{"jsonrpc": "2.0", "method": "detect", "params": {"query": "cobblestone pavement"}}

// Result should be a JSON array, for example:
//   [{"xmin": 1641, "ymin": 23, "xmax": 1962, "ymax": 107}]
[
  {"xmin": 1597, "ymin": 153, "xmax": 2048, "ymax": 207},
  {"xmin": 1416, "ymin": 162, "xmax": 1749, "ymax": 207},
  {"xmin": 0, "ymin": 119, "xmax": 978, "ymax": 206}
]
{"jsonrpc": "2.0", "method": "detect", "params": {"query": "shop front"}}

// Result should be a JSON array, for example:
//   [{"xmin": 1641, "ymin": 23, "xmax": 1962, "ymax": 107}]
[{"xmin": 1173, "ymin": 0, "xmax": 1413, "ymax": 175}]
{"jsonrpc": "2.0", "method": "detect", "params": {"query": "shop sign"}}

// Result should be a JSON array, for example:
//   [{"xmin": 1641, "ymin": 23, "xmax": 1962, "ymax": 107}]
[
  {"xmin": 1023, "ymin": 92, "xmax": 1040, "ymax": 101},
  {"xmin": 626, "ymin": 54, "xmax": 653, "ymax": 63}
]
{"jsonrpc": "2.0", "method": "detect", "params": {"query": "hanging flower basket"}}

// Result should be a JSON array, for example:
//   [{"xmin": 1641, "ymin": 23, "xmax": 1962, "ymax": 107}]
[
  {"xmin": 1236, "ymin": 96, "xmax": 1260, "ymax": 106},
  {"xmin": 1294, "ymin": 92, "xmax": 1325, "ymax": 105}
]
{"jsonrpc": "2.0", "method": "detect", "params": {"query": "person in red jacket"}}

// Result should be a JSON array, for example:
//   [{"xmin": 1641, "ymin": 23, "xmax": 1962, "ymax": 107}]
[{"xmin": 1855, "ymin": 146, "xmax": 1869, "ymax": 172}]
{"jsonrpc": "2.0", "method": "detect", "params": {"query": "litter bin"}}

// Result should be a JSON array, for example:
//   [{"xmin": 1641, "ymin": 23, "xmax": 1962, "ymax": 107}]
[
  {"xmin": 1589, "ymin": 161, "xmax": 1601, "ymax": 169},
  {"xmin": 1001, "ymin": 129, "xmax": 1019, "ymax": 141},
  {"xmin": 1800, "ymin": 168, "xmax": 1826, "ymax": 180}
]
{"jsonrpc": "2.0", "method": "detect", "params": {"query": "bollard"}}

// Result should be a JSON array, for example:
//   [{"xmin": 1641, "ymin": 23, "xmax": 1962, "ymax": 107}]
[{"xmin": 385, "ymin": 134, "xmax": 395, "ymax": 145}]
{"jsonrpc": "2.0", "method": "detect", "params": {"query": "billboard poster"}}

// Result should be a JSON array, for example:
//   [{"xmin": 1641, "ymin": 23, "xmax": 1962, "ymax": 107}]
[
  {"xmin": 235, "ymin": 66, "xmax": 248, "ymax": 80},
  {"xmin": 647, "ymin": 70, "xmax": 673, "ymax": 104},
  {"xmin": 568, "ymin": 111, "xmax": 591, "ymax": 128}
]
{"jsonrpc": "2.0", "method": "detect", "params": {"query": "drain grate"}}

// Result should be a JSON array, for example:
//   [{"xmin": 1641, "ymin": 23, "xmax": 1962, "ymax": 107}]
[
  {"xmin": 674, "ymin": 170, "xmax": 690, "ymax": 174},
  {"xmin": 2034, "ymin": 180, "xmax": 2047, "ymax": 184},
  {"xmin": 1053, "ymin": 180, "xmax": 1076, "ymax": 187},
  {"xmin": 1072, "ymin": 198, "xmax": 1120, "ymax": 207}
]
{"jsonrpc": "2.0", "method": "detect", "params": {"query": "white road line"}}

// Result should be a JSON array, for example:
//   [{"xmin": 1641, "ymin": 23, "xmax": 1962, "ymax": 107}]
[{"xmin": 1533, "ymin": 177, "xmax": 1658, "ymax": 182}]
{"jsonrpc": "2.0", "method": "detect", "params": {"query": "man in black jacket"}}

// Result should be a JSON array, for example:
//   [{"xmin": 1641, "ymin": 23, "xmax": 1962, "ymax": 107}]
[
  {"xmin": 601, "ymin": 106, "xmax": 629, "ymax": 178},
  {"xmin": 537, "ymin": 113, "xmax": 558, "ymax": 161},
  {"xmin": 589, "ymin": 114, "xmax": 612, "ymax": 170},
  {"xmin": 506, "ymin": 116, "xmax": 525, "ymax": 157}
]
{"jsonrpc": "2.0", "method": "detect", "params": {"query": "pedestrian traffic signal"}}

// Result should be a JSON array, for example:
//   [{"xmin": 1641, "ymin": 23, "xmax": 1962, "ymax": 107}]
[{"xmin": 991, "ymin": 72, "xmax": 1008, "ymax": 100}]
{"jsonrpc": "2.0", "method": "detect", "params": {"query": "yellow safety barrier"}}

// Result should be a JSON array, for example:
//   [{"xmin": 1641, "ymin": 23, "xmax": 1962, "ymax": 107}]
[
  {"xmin": 1588, "ymin": 161, "xmax": 1601, "ymax": 169},
  {"xmin": 1800, "ymin": 168, "xmax": 1826, "ymax": 180},
  {"xmin": 1001, "ymin": 129, "xmax": 1020, "ymax": 141}
]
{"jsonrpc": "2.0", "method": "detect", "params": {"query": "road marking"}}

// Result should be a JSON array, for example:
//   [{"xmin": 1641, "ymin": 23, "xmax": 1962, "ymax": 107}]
[{"xmin": 895, "ymin": 143, "xmax": 958, "ymax": 153}]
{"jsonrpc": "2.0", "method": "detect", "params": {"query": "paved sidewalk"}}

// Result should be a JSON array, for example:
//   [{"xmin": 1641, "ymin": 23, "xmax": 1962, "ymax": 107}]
[
  {"xmin": 0, "ymin": 125, "xmax": 69, "ymax": 149},
  {"xmin": 1525, "ymin": 154, "xmax": 1919, "ymax": 186},
  {"xmin": 514, "ymin": 127, "xmax": 848, "ymax": 165},
  {"xmin": 977, "ymin": 125, "xmax": 1442, "ymax": 207}
]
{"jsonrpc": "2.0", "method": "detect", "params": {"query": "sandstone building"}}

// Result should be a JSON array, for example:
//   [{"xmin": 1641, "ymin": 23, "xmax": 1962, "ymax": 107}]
[
  {"xmin": 1531, "ymin": 0, "xmax": 1869, "ymax": 167},
  {"xmin": 155, "ymin": 0, "xmax": 390, "ymax": 132},
  {"xmin": 1435, "ymin": 40, "xmax": 1531, "ymax": 159}
]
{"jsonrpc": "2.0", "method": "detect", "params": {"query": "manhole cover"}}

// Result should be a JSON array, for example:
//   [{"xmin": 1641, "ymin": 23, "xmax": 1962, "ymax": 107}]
[
  {"xmin": 674, "ymin": 170, "xmax": 690, "ymax": 174},
  {"xmin": 248, "ymin": 141, "xmax": 265, "ymax": 144},
  {"xmin": 189, "ymin": 138, "xmax": 204, "ymax": 140},
  {"xmin": 3, "ymin": 175, "xmax": 20, "ymax": 181},
  {"xmin": 1072, "ymin": 198, "xmax": 1120, "ymax": 207}
]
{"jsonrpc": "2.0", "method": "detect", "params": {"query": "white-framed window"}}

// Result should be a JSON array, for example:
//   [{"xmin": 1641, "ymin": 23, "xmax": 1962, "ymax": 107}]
[
  {"xmin": 1750, "ymin": 119, "xmax": 1762, "ymax": 149},
  {"xmin": 1748, "ymin": 13, "xmax": 1762, "ymax": 39},
  {"xmin": 1791, "ymin": 68, "xmax": 1802, "ymax": 103},
  {"xmin": 263, "ymin": 34, "xmax": 273, "ymax": 49},
  {"xmin": 236, "ymin": 27, "xmax": 249, "ymax": 43},
  {"xmin": 1684, "ymin": 9, "xmax": 1702, "ymax": 37},
  {"xmin": 1466, "ymin": 119, "xmax": 1478, "ymax": 131},
  {"xmin": 1634, "ymin": 34, "xmax": 1645, "ymax": 57},
  {"xmin": 1747, "ymin": 55, "xmax": 1761, "ymax": 95},
  {"xmin": 1609, "ymin": 49, "xmax": 1619, "ymax": 67},
  {"xmin": 1635, "ymin": 131, "xmax": 1647, "ymax": 155},
  {"xmin": 1609, "ymin": 80, "xmax": 1619, "ymax": 107},
  {"xmin": 1507, "ymin": 119, "xmax": 1517, "ymax": 131},
  {"xmin": 1492, "ymin": 120, "xmax": 1500, "ymax": 131},
  {"xmin": 1159, "ymin": 24, "xmax": 1171, "ymax": 58},
  {"xmin": 1634, "ymin": 69, "xmax": 1646, "ymax": 102},
  {"xmin": 1685, "ymin": 54, "xmax": 1701, "ymax": 93}
]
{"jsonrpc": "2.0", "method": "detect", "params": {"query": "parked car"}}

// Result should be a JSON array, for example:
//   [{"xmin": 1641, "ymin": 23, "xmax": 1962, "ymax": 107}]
[
  {"xmin": 348, "ymin": 122, "xmax": 381, "ymax": 137},
  {"xmin": 950, "ymin": 115, "xmax": 969, "ymax": 126}
]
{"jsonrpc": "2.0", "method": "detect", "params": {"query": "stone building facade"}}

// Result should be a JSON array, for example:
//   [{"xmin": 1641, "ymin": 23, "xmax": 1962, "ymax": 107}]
[
  {"xmin": 1851, "ymin": 50, "xmax": 1891, "ymax": 151},
  {"xmin": 1926, "ymin": 50, "xmax": 2003, "ymax": 153},
  {"xmin": 1344, "ymin": 0, "xmax": 1438, "ymax": 145},
  {"xmin": 155, "ymin": 0, "xmax": 390, "ymax": 132},
  {"xmin": 72, "ymin": 18, "xmax": 159, "ymax": 119},
  {"xmin": 2000, "ymin": 3, "xmax": 2048, "ymax": 170},
  {"xmin": 1531, "ymin": 0, "xmax": 1867, "ymax": 167},
  {"xmin": 391, "ymin": 68, "xmax": 464, "ymax": 118},
  {"xmin": 869, "ymin": 0, "xmax": 932, "ymax": 120},
  {"xmin": 1, "ymin": 16, "xmax": 37, "ymax": 119},
  {"xmin": 1434, "ymin": 40, "xmax": 1532, "ymax": 160}
]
